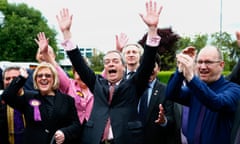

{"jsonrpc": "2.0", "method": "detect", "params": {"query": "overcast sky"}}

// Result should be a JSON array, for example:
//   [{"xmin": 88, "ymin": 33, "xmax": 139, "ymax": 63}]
[{"xmin": 8, "ymin": 0, "xmax": 240, "ymax": 53}]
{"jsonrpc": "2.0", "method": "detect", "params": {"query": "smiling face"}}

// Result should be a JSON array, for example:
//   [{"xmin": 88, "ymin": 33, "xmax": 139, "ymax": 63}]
[
  {"xmin": 122, "ymin": 44, "xmax": 143, "ymax": 69},
  {"xmin": 196, "ymin": 46, "xmax": 224, "ymax": 83},
  {"xmin": 33, "ymin": 62, "xmax": 59, "ymax": 96},
  {"xmin": 35, "ymin": 68, "xmax": 54, "ymax": 95},
  {"xmin": 103, "ymin": 50, "xmax": 125, "ymax": 84}
]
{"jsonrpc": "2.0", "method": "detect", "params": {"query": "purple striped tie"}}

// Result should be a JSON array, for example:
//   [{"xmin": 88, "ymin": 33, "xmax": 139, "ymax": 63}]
[{"xmin": 194, "ymin": 105, "xmax": 206, "ymax": 144}]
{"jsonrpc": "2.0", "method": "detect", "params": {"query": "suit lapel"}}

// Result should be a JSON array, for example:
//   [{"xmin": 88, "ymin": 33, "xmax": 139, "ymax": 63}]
[{"xmin": 146, "ymin": 81, "xmax": 165, "ymax": 122}]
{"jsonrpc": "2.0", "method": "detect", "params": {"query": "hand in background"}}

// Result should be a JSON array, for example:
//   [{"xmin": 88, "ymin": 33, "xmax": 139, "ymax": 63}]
[
  {"xmin": 116, "ymin": 33, "xmax": 128, "ymax": 52},
  {"xmin": 56, "ymin": 8, "xmax": 73, "ymax": 40}
]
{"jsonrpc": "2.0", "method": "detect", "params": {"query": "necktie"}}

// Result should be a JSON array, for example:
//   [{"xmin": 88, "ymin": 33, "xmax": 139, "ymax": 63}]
[
  {"xmin": 127, "ymin": 71, "xmax": 135, "ymax": 79},
  {"xmin": 102, "ymin": 84, "xmax": 115, "ymax": 141},
  {"xmin": 194, "ymin": 105, "xmax": 206, "ymax": 144},
  {"xmin": 182, "ymin": 106, "xmax": 190, "ymax": 136},
  {"xmin": 139, "ymin": 87, "xmax": 149, "ymax": 125}
]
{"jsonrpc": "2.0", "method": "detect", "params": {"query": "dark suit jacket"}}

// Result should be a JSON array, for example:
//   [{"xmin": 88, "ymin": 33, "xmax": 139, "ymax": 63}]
[
  {"xmin": 226, "ymin": 60, "xmax": 240, "ymax": 144},
  {"xmin": 2, "ymin": 76, "xmax": 81, "ymax": 144},
  {"xmin": 66, "ymin": 45, "xmax": 157, "ymax": 144},
  {"xmin": 226, "ymin": 59, "xmax": 240, "ymax": 85},
  {"xmin": 0, "ymin": 103, "xmax": 9, "ymax": 144},
  {"xmin": 143, "ymin": 79, "xmax": 181, "ymax": 144},
  {"xmin": 231, "ymin": 100, "xmax": 240, "ymax": 144}
]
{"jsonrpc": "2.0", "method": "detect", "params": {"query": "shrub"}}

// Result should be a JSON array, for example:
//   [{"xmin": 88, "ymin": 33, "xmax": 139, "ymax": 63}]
[{"xmin": 68, "ymin": 70, "xmax": 231, "ymax": 84}]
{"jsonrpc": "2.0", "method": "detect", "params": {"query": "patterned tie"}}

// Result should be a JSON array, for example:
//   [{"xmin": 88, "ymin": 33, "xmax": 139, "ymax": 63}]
[
  {"xmin": 139, "ymin": 87, "xmax": 149, "ymax": 125},
  {"xmin": 102, "ymin": 84, "xmax": 115, "ymax": 141}
]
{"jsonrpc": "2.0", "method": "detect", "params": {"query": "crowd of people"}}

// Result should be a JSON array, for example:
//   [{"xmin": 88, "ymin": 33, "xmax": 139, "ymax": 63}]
[{"xmin": 0, "ymin": 1, "xmax": 240, "ymax": 144}]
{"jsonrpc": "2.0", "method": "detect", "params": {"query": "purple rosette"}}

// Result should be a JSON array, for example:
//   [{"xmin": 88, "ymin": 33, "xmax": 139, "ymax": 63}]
[{"xmin": 29, "ymin": 99, "xmax": 42, "ymax": 121}]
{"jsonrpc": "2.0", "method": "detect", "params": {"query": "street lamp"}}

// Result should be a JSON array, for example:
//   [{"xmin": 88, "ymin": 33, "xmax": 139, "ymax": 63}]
[
  {"xmin": 0, "ymin": 11, "xmax": 5, "ymax": 26},
  {"xmin": 219, "ymin": 0, "xmax": 223, "ymax": 49},
  {"xmin": 219, "ymin": 0, "xmax": 223, "ymax": 35}
]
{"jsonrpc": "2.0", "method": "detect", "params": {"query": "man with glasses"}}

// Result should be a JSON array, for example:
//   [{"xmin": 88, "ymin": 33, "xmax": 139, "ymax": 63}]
[{"xmin": 166, "ymin": 45, "xmax": 240, "ymax": 144}]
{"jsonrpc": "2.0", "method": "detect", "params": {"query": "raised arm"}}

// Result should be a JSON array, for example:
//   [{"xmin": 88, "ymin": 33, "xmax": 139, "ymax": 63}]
[
  {"xmin": 116, "ymin": 33, "xmax": 128, "ymax": 52},
  {"xmin": 56, "ymin": 8, "xmax": 73, "ymax": 41},
  {"xmin": 35, "ymin": 32, "xmax": 72, "ymax": 93},
  {"xmin": 225, "ymin": 31, "xmax": 240, "ymax": 84},
  {"xmin": 139, "ymin": 0, "xmax": 163, "ymax": 38},
  {"xmin": 35, "ymin": 32, "xmax": 57, "ymax": 66}
]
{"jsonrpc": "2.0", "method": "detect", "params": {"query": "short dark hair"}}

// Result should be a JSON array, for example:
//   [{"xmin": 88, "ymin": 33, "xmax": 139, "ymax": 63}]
[
  {"xmin": 139, "ymin": 53, "xmax": 161, "ymax": 68},
  {"xmin": 155, "ymin": 53, "xmax": 161, "ymax": 67},
  {"xmin": 3, "ymin": 66, "xmax": 21, "ymax": 79}
]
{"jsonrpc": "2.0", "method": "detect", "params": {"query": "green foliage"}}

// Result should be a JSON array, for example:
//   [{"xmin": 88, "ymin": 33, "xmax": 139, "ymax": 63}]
[
  {"xmin": 76, "ymin": 71, "xmax": 230, "ymax": 84},
  {"xmin": 0, "ymin": 2, "xmax": 58, "ymax": 62},
  {"xmin": 157, "ymin": 71, "xmax": 173, "ymax": 84},
  {"xmin": 89, "ymin": 52, "xmax": 104, "ymax": 71},
  {"xmin": 175, "ymin": 32, "xmax": 239, "ymax": 71},
  {"xmin": 158, "ymin": 71, "xmax": 230, "ymax": 84}
]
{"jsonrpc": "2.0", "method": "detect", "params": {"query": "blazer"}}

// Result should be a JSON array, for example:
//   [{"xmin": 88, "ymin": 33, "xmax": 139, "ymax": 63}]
[
  {"xmin": 1, "ymin": 76, "xmax": 81, "ymax": 144},
  {"xmin": 231, "ymin": 100, "xmax": 240, "ymax": 144},
  {"xmin": 66, "ymin": 45, "xmax": 157, "ymax": 144},
  {"xmin": 143, "ymin": 79, "xmax": 182, "ymax": 144},
  {"xmin": 226, "ymin": 59, "xmax": 240, "ymax": 85}
]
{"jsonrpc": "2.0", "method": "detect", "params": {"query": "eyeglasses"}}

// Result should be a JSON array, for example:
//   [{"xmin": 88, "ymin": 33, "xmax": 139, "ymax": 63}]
[
  {"xmin": 36, "ymin": 73, "xmax": 52, "ymax": 78},
  {"xmin": 195, "ymin": 60, "xmax": 221, "ymax": 66}
]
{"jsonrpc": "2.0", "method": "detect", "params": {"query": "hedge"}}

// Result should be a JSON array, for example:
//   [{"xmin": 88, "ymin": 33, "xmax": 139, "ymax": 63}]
[
  {"xmin": 158, "ymin": 71, "xmax": 231, "ymax": 84},
  {"xmin": 68, "ymin": 70, "xmax": 231, "ymax": 84}
]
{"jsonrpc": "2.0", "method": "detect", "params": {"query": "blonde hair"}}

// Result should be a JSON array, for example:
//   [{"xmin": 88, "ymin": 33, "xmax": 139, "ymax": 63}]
[{"xmin": 33, "ymin": 62, "xmax": 59, "ymax": 90}]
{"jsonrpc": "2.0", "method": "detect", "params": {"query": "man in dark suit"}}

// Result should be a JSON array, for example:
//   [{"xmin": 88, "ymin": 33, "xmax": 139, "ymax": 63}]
[
  {"xmin": 229, "ymin": 31, "xmax": 240, "ymax": 144},
  {"xmin": 231, "ymin": 100, "xmax": 240, "ymax": 144},
  {"xmin": 139, "ymin": 54, "xmax": 181, "ymax": 144},
  {"xmin": 52, "ymin": 1, "xmax": 163, "ymax": 144}
]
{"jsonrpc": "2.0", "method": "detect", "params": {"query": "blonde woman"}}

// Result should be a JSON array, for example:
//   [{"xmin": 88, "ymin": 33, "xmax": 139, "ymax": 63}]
[{"xmin": 1, "ymin": 62, "xmax": 81, "ymax": 144}]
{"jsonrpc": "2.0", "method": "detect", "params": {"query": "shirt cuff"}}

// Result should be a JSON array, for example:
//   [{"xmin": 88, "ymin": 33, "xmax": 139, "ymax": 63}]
[
  {"xmin": 146, "ymin": 35, "xmax": 161, "ymax": 47},
  {"xmin": 61, "ymin": 39, "xmax": 76, "ymax": 51}
]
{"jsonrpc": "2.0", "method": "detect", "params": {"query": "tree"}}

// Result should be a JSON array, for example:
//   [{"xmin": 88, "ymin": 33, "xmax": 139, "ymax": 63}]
[
  {"xmin": 211, "ymin": 32, "xmax": 239, "ymax": 70},
  {"xmin": 0, "ymin": 2, "xmax": 58, "ymax": 62},
  {"xmin": 89, "ymin": 52, "xmax": 104, "ymax": 71},
  {"xmin": 138, "ymin": 27, "xmax": 180, "ymax": 71}
]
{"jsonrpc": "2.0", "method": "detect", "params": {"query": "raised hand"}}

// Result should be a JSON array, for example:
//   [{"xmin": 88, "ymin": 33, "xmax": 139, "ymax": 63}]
[
  {"xmin": 236, "ymin": 31, "xmax": 240, "ymax": 47},
  {"xmin": 35, "ymin": 32, "xmax": 49, "ymax": 54},
  {"xmin": 116, "ymin": 33, "xmax": 128, "ymax": 52},
  {"xmin": 56, "ymin": 8, "xmax": 72, "ymax": 40},
  {"xmin": 176, "ymin": 53, "xmax": 195, "ymax": 81},
  {"xmin": 139, "ymin": 0, "xmax": 163, "ymax": 30},
  {"xmin": 35, "ymin": 32, "xmax": 56, "ymax": 64}
]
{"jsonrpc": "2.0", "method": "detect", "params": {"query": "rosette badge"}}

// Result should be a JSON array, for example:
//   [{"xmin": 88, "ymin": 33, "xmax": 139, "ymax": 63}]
[{"xmin": 29, "ymin": 99, "xmax": 42, "ymax": 121}]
